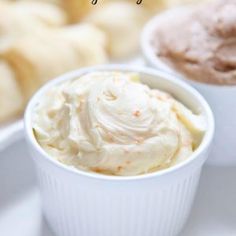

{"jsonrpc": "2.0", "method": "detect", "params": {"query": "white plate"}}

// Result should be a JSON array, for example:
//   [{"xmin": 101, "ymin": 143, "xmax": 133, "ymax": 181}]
[
  {"xmin": 0, "ymin": 120, "xmax": 23, "ymax": 152},
  {"xmin": 0, "ymin": 139, "xmax": 235, "ymax": 236}
]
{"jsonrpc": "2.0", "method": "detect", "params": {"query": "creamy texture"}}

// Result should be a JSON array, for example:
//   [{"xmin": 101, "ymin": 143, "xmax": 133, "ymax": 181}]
[
  {"xmin": 153, "ymin": 0, "xmax": 236, "ymax": 85},
  {"xmin": 33, "ymin": 72, "xmax": 205, "ymax": 176}
]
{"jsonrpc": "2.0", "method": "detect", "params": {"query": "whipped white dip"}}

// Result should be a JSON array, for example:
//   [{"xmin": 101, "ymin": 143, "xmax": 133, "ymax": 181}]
[{"xmin": 33, "ymin": 72, "xmax": 206, "ymax": 176}]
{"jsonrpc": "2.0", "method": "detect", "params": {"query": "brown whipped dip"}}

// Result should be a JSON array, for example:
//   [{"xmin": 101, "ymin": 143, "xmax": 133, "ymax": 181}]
[{"xmin": 152, "ymin": 0, "xmax": 236, "ymax": 85}]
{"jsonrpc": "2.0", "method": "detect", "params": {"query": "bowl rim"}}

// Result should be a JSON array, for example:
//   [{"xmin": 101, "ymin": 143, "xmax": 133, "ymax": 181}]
[
  {"xmin": 140, "ymin": 6, "xmax": 236, "ymax": 89},
  {"xmin": 24, "ymin": 64, "xmax": 214, "ymax": 181}
]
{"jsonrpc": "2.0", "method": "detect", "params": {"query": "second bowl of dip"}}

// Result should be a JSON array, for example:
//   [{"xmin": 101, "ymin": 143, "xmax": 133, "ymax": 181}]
[
  {"xmin": 141, "ymin": 0, "xmax": 236, "ymax": 166},
  {"xmin": 24, "ymin": 65, "xmax": 214, "ymax": 236}
]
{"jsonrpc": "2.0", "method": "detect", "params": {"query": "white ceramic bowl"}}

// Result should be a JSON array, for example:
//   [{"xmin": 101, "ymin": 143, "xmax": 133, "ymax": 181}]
[
  {"xmin": 141, "ymin": 7, "xmax": 236, "ymax": 166},
  {"xmin": 24, "ymin": 65, "xmax": 214, "ymax": 236}
]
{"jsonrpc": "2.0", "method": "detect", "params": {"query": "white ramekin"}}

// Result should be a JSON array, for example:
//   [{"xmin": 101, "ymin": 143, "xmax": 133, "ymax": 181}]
[
  {"xmin": 141, "ymin": 7, "xmax": 236, "ymax": 166},
  {"xmin": 24, "ymin": 65, "xmax": 214, "ymax": 236}
]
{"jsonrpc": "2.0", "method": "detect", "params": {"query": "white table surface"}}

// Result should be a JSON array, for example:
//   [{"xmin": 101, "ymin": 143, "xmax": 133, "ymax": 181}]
[{"xmin": 0, "ymin": 139, "xmax": 236, "ymax": 236}]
